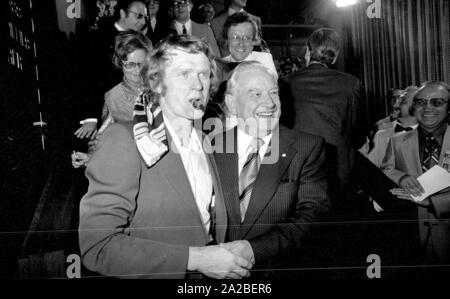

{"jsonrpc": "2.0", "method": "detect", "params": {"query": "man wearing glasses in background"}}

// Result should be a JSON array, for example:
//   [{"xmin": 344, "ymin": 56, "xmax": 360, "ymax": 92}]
[
  {"xmin": 170, "ymin": 0, "xmax": 221, "ymax": 58},
  {"xmin": 381, "ymin": 81, "xmax": 450, "ymax": 276},
  {"xmin": 74, "ymin": 0, "xmax": 148, "ymax": 142}
]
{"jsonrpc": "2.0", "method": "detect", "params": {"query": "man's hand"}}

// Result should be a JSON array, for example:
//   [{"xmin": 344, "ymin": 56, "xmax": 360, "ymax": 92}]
[
  {"xmin": 75, "ymin": 122, "xmax": 97, "ymax": 139},
  {"xmin": 187, "ymin": 245, "xmax": 253, "ymax": 279},
  {"xmin": 390, "ymin": 188, "xmax": 431, "ymax": 207},
  {"xmin": 221, "ymin": 240, "xmax": 255, "ymax": 266},
  {"xmin": 398, "ymin": 175, "xmax": 424, "ymax": 197}
]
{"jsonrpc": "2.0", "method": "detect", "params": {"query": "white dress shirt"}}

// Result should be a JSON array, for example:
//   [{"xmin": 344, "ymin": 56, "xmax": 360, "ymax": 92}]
[
  {"xmin": 164, "ymin": 117, "xmax": 214, "ymax": 235},
  {"xmin": 174, "ymin": 20, "xmax": 192, "ymax": 35},
  {"xmin": 150, "ymin": 17, "xmax": 157, "ymax": 31}
]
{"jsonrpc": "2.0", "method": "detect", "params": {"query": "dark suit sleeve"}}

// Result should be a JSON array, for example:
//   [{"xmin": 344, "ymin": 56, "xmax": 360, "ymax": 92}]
[
  {"xmin": 278, "ymin": 77, "xmax": 296, "ymax": 129},
  {"xmin": 348, "ymin": 79, "xmax": 367, "ymax": 149},
  {"xmin": 79, "ymin": 123, "xmax": 189, "ymax": 278},
  {"xmin": 248, "ymin": 137, "xmax": 330, "ymax": 263}
]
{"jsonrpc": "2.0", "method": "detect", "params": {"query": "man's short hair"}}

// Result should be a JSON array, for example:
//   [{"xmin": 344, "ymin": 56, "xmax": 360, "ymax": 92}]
[
  {"xmin": 222, "ymin": 12, "xmax": 258, "ymax": 41},
  {"xmin": 112, "ymin": 30, "xmax": 152, "ymax": 69},
  {"xmin": 225, "ymin": 61, "xmax": 276, "ymax": 98},
  {"xmin": 114, "ymin": 0, "xmax": 145, "ymax": 21},
  {"xmin": 141, "ymin": 34, "xmax": 218, "ymax": 100},
  {"xmin": 307, "ymin": 28, "xmax": 340, "ymax": 66}
]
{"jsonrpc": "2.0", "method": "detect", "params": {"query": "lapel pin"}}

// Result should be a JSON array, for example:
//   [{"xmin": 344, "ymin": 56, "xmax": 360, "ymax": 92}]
[{"xmin": 282, "ymin": 153, "xmax": 286, "ymax": 158}]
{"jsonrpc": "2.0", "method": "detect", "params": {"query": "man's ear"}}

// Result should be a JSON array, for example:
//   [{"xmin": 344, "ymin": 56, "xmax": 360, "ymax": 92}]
[
  {"xmin": 120, "ymin": 9, "xmax": 127, "ymax": 20},
  {"xmin": 225, "ymin": 94, "xmax": 237, "ymax": 116},
  {"xmin": 188, "ymin": 3, "xmax": 193, "ymax": 13},
  {"xmin": 331, "ymin": 52, "xmax": 339, "ymax": 65}
]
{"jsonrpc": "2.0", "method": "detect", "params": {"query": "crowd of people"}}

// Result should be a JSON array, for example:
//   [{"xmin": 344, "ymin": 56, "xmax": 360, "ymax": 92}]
[{"xmin": 71, "ymin": 0, "xmax": 450, "ymax": 279}]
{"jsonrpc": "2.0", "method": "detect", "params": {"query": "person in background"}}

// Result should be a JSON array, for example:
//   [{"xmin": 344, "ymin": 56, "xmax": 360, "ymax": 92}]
[
  {"xmin": 211, "ymin": 0, "xmax": 262, "ymax": 57},
  {"xmin": 199, "ymin": 3, "xmax": 215, "ymax": 26},
  {"xmin": 169, "ymin": 0, "xmax": 221, "ymax": 58},
  {"xmin": 382, "ymin": 81, "xmax": 450, "ymax": 272},
  {"xmin": 144, "ymin": 0, "xmax": 169, "ymax": 46},
  {"xmin": 74, "ymin": 0, "xmax": 148, "ymax": 141},
  {"xmin": 72, "ymin": 31, "xmax": 152, "ymax": 168}
]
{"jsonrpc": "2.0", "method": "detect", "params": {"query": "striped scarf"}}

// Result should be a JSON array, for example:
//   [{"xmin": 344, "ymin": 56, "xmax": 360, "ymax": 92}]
[{"xmin": 133, "ymin": 91, "xmax": 168, "ymax": 168}]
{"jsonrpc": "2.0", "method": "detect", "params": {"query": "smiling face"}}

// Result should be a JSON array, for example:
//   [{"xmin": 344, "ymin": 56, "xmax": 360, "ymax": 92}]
[
  {"xmin": 120, "ymin": 1, "xmax": 148, "ymax": 31},
  {"xmin": 414, "ymin": 84, "xmax": 449, "ymax": 132},
  {"xmin": 122, "ymin": 49, "xmax": 147, "ymax": 86},
  {"xmin": 147, "ymin": 0, "xmax": 160, "ymax": 17},
  {"xmin": 173, "ymin": 0, "xmax": 192, "ymax": 23},
  {"xmin": 227, "ymin": 68, "xmax": 280, "ymax": 137},
  {"xmin": 227, "ymin": 22, "xmax": 256, "ymax": 62},
  {"xmin": 159, "ymin": 49, "xmax": 211, "ymax": 123}
]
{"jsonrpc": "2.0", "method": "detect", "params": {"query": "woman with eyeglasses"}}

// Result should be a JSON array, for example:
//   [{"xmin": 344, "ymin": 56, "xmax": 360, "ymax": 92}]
[{"xmin": 72, "ymin": 30, "xmax": 152, "ymax": 168}]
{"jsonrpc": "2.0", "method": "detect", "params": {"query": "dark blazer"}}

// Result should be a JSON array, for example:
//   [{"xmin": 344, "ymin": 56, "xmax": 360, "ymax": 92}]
[
  {"xmin": 145, "ymin": 18, "xmax": 169, "ymax": 46},
  {"xmin": 279, "ymin": 63, "xmax": 366, "ymax": 194},
  {"xmin": 213, "ymin": 125, "xmax": 330, "ymax": 277},
  {"xmin": 79, "ymin": 122, "xmax": 227, "ymax": 278},
  {"xmin": 211, "ymin": 10, "xmax": 262, "ymax": 58},
  {"xmin": 78, "ymin": 23, "xmax": 123, "ymax": 122},
  {"xmin": 169, "ymin": 21, "xmax": 221, "ymax": 58}
]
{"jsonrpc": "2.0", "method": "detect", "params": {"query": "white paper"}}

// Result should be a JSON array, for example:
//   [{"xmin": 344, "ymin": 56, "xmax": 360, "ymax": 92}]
[{"xmin": 412, "ymin": 165, "xmax": 450, "ymax": 202}]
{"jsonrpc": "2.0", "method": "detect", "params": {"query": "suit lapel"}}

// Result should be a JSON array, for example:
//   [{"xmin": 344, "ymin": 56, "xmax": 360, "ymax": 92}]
[
  {"xmin": 400, "ymin": 130, "xmax": 422, "ymax": 176},
  {"xmin": 213, "ymin": 128, "xmax": 242, "ymax": 232},
  {"xmin": 153, "ymin": 130, "xmax": 208, "ymax": 241},
  {"xmin": 439, "ymin": 125, "xmax": 450, "ymax": 165},
  {"xmin": 240, "ymin": 127, "xmax": 297, "ymax": 239}
]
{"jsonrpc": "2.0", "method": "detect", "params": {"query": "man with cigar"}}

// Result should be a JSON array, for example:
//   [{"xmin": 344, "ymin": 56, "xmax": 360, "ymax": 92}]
[{"xmin": 79, "ymin": 35, "xmax": 253, "ymax": 279}]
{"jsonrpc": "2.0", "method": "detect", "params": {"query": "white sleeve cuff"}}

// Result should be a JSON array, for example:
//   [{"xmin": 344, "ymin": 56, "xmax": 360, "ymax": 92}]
[{"xmin": 80, "ymin": 118, "xmax": 98, "ymax": 124}]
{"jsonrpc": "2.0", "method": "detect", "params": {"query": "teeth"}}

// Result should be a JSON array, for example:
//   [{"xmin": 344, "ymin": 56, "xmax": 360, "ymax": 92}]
[{"xmin": 256, "ymin": 112, "xmax": 273, "ymax": 118}]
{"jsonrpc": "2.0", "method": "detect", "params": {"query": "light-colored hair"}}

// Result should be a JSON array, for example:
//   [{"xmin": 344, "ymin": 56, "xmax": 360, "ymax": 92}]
[
  {"xmin": 112, "ymin": 30, "xmax": 152, "ymax": 69},
  {"xmin": 141, "ymin": 34, "xmax": 218, "ymax": 102},
  {"xmin": 225, "ymin": 61, "xmax": 276, "ymax": 97}
]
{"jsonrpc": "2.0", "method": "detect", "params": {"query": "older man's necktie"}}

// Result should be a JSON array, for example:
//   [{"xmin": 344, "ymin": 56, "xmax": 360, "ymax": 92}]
[
  {"xmin": 422, "ymin": 134, "xmax": 440, "ymax": 172},
  {"xmin": 182, "ymin": 24, "xmax": 187, "ymax": 34},
  {"xmin": 239, "ymin": 138, "xmax": 264, "ymax": 222}
]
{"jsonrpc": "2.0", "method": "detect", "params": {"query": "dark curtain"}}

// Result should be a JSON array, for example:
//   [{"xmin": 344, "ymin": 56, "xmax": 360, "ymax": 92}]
[{"xmin": 348, "ymin": 0, "xmax": 449, "ymax": 125}]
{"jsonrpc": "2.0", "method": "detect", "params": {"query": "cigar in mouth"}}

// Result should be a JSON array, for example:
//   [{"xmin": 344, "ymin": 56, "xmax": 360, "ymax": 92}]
[{"xmin": 189, "ymin": 99, "xmax": 205, "ymax": 111}]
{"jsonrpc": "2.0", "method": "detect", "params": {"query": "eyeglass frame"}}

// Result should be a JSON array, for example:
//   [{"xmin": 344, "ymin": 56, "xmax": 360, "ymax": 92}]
[
  {"xmin": 172, "ymin": 0, "xmax": 191, "ymax": 8},
  {"xmin": 228, "ymin": 34, "xmax": 254, "ymax": 44},
  {"xmin": 413, "ymin": 98, "xmax": 449, "ymax": 108},
  {"xmin": 126, "ymin": 10, "xmax": 149, "ymax": 20},
  {"xmin": 121, "ymin": 60, "xmax": 145, "ymax": 70}
]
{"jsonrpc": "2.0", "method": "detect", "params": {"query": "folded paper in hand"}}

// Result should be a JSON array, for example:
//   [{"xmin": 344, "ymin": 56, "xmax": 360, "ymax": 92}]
[{"xmin": 412, "ymin": 165, "xmax": 450, "ymax": 202}]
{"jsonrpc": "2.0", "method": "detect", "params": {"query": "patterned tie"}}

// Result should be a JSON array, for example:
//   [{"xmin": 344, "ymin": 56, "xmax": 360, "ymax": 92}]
[
  {"xmin": 239, "ymin": 138, "xmax": 264, "ymax": 222},
  {"xmin": 422, "ymin": 134, "xmax": 440, "ymax": 172},
  {"xmin": 182, "ymin": 24, "xmax": 187, "ymax": 34}
]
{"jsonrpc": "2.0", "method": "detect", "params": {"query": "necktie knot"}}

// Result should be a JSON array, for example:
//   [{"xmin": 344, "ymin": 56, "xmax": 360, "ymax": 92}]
[
  {"xmin": 249, "ymin": 137, "xmax": 264, "ymax": 154},
  {"xmin": 182, "ymin": 24, "xmax": 187, "ymax": 34}
]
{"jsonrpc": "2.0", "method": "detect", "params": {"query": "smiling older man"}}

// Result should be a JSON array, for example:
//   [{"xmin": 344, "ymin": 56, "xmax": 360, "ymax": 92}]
[
  {"xmin": 213, "ymin": 61, "xmax": 330, "ymax": 278},
  {"xmin": 382, "ymin": 81, "xmax": 450, "ymax": 266}
]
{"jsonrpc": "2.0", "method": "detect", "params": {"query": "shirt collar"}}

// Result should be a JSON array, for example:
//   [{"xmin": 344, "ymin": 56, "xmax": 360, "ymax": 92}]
[
  {"xmin": 228, "ymin": 7, "xmax": 244, "ymax": 15},
  {"xmin": 174, "ymin": 19, "xmax": 192, "ymax": 34},
  {"xmin": 163, "ymin": 115, "xmax": 202, "ymax": 152},
  {"xmin": 114, "ymin": 22, "xmax": 126, "ymax": 32},
  {"xmin": 237, "ymin": 127, "xmax": 272, "ymax": 157}
]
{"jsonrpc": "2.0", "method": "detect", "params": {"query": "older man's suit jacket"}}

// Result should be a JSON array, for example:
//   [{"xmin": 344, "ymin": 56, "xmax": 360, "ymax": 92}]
[
  {"xmin": 213, "ymin": 125, "xmax": 330, "ymax": 276},
  {"xmin": 210, "ymin": 10, "xmax": 262, "ymax": 58},
  {"xmin": 381, "ymin": 126, "xmax": 450, "ymax": 262},
  {"xmin": 79, "ymin": 122, "xmax": 227, "ymax": 278},
  {"xmin": 146, "ymin": 18, "xmax": 169, "ymax": 46},
  {"xmin": 170, "ymin": 21, "xmax": 221, "ymax": 58},
  {"xmin": 279, "ymin": 64, "xmax": 366, "ymax": 195}
]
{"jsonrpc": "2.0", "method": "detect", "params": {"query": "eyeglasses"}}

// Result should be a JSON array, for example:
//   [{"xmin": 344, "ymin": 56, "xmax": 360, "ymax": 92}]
[
  {"xmin": 413, "ymin": 98, "xmax": 448, "ymax": 108},
  {"xmin": 122, "ymin": 61, "xmax": 144, "ymax": 70},
  {"xmin": 173, "ymin": 0, "xmax": 190, "ymax": 8},
  {"xmin": 229, "ymin": 34, "xmax": 253, "ymax": 44},
  {"xmin": 127, "ymin": 10, "xmax": 149, "ymax": 20}
]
